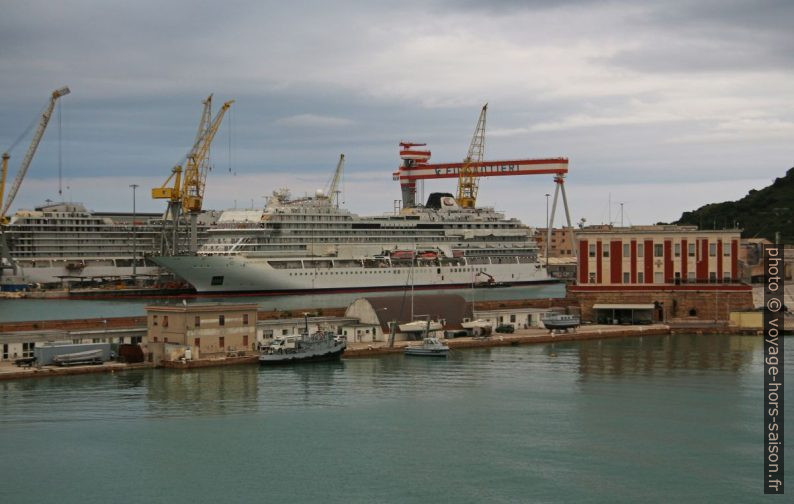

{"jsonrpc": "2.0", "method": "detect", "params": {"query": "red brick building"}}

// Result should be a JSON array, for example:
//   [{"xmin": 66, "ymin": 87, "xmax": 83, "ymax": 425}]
[{"xmin": 569, "ymin": 225, "xmax": 753, "ymax": 323}]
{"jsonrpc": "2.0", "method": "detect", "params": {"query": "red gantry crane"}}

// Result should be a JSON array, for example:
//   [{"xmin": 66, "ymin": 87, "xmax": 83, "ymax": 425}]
[{"xmin": 394, "ymin": 104, "xmax": 574, "ymax": 254}]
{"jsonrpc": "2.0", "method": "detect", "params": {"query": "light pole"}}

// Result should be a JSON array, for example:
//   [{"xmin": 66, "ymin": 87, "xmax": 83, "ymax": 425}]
[
  {"xmin": 545, "ymin": 193, "xmax": 550, "ymax": 269},
  {"xmin": 130, "ymin": 184, "xmax": 138, "ymax": 281}
]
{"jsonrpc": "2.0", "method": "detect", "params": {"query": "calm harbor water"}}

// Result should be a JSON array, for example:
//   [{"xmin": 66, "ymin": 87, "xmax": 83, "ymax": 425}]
[
  {"xmin": 0, "ymin": 283, "xmax": 565, "ymax": 322},
  {"xmin": 0, "ymin": 333, "xmax": 789, "ymax": 503}
]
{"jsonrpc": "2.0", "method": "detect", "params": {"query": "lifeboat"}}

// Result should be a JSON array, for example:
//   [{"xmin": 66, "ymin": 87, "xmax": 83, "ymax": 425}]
[{"xmin": 389, "ymin": 250, "xmax": 415, "ymax": 260}]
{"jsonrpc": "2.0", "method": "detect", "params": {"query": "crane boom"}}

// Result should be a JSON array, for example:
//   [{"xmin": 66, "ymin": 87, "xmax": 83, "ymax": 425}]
[
  {"xmin": 182, "ymin": 99, "xmax": 233, "ymax": 213},
  {"xmin": 456, "ymin": 104, "xmax": 487, "ymax": 208},
  {"xmin": 1, "ymin": 86, "xmax": 70, "ymax": 221},
  {"xmin": 325, "ymin": 154, "xmax": 345, "ymax": 207}
]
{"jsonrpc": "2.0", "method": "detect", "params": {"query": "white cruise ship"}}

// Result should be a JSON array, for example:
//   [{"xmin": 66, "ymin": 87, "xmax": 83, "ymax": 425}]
[
  {"xmin": 152, "ymin": 189, "xmax": 555, "ymax": 294},
  {"xmin": 1, "ymin": 202, "xmax": 218, "ymax": 288}
]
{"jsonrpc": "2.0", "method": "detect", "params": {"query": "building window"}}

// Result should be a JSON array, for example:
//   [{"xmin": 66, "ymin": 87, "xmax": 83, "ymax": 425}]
[
  {"xmin": 637, "ymin": 244, "xmax": 644, "ymax": 257},
  {"xmin": 589, "ymin": 244, "xmax": 595, "ymax": 257},
  {"xmin": 688, "ymin": 243, "xmax": 695, "ymax": 256},
  {"xmin": 603, "ymin": 247, "xmax": 609, "ymax": 258},
  {"xmin": 623, "ymin": 244, "xmax": 629, "ymax": 256},
  {"xmin": 638, "ymin": 272, "xmax": 644, "ymax": 283},
  {"xmin": 219, "ymin": 336, "xmax": 225, "ymax": 349},
  {"xmin": 282, "ymin": 329, "xmax": 289, "ymax": 335},
  {"xmin": 211, "ymin": 276, "xmax": 224, "ymax": 286},
  {"xmin": 654, "ymin": 244, "xmax": 663, "ymax": 257},
  {"xmin": 153, "ymin": 336, "xmax": 158, "ymax": 343},
  {"xmin": 687, "ymin": 272, "xmax": 696, "ymax": 282},
  {"xmin": 195, "ymin": 316, "xmax": 201, "ymax": 327},
  {"xmin": 724, "ymin": 272, "xmax": 731, "ymax": 282},
  {"xmin": 243, "ymin": 335, "xmax": 249, "ymax": 347},
  {"xmin": 654, "ymin": 272, "xmax": 663, "ymax": 284},
  {"xmin": 674, "ymin": 243, "xmax": 681, "ymax": 257},
  {"xmin": 162, "ymin": 315, "xmax": 169, "ymax": 328},
  {"xmin": 709, "ymin": 272, "xmax": 717, "ymax": 282},
  {"xmin": 194, "ymin": 338, "xmax": 200, "ymax": 347},
  {"xmin": 724, "ymin": 245, "xmax": 731, "ymax": 256},
  {"xmin": 709, "ymin": 243, "xmax": 716, "ymax": 256},
  {"xmin": 2, "ymin": 343, "xmax": 8, "ymax": 360},
  {"xmin": 219, "ymin": 315, "xmax": 225, "ymax": 326},
  {"xmin": 22, "ymin": 342, "xmax": 35, "ymax": 358},
  {"xmin": 623, "ymin": 272, "xmax": 630, "ymax": 283},
  {"xmin": 588, "ymin": 272, "xmax": 596, "ymax": 283},
  {"xmin": 152, "ymin": 315, "xmax": 158, "ymax": 326},
  {"xmin": 243, "ymin": 313, "xmax": 249, "ymax": 325},
  {"xmin": 510, "ymin": 314, "xmax": 516, "ymax": 323}
]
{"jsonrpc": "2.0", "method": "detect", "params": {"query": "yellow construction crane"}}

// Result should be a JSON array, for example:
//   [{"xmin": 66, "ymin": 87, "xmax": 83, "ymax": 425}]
[
  {"xmin": 152, "ymin": 94, "xmax": 233, "ymax": 255},
  {"xmin": 456, "ymin": 103, "xmax": 487, "ymax": 208}
]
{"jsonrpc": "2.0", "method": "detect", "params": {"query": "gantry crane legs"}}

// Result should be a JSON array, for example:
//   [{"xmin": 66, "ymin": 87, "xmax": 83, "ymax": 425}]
[{"xmin": 152, "ymin": 95, "xmax": 233, "ymax": 255}]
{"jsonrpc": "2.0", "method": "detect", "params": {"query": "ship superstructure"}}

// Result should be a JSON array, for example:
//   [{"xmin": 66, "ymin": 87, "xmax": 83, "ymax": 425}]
[{"xmin": 1, "ymin": 202, "xmax": 218, "ymax": 287}]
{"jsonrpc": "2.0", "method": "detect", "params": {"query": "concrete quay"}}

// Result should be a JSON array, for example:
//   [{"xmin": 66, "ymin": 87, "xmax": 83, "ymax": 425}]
[
  {"xmin": 343, "ymin": 324, "xmax": 672, "ymax": 357},
  {"xmin": 0, "ymin": 323, "xmax": 748, "ymax": 381},
  {"xmin": 0, "ymin": 361, "xmax": 153, "ymax": 381}
]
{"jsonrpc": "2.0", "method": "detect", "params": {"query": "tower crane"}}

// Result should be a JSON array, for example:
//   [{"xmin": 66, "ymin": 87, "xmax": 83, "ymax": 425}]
[
  {"xmin": 1, "ymin": 86, "xmax": 71, "ymax": 272},
  {"xmin": 152, "ymin": 95, "xmax": 234, "ymax": 255},
  {"xmin": 456, "ymin": 103, "xmax": 487, "ymax": 208}
]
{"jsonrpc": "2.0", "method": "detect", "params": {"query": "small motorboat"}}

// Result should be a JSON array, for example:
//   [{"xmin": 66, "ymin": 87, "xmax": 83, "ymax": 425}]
[{"xmin": 404, "ymin": 337, "xmax": 449, "ymax": 357}]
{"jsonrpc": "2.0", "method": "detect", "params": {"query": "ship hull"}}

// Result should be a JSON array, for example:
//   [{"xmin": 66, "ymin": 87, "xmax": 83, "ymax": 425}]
[
  {"xmin": 258, "ymin": 345, "xmax": 346, "ymax": 364},
  {"xmin": 152, "ymin": 255, "xmax": 557, "ymax": 295}
]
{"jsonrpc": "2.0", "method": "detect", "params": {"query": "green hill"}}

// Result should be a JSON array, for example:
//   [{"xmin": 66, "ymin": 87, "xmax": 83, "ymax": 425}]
[{"xmin": 674, "ymin": 167, "xmax": 794, "ymax": 243}]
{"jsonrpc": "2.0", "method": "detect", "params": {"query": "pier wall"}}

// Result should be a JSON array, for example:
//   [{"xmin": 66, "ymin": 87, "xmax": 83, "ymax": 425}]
[{"xmin": 571, "ymin": 287, "xmax": 753, "ymax": 322}]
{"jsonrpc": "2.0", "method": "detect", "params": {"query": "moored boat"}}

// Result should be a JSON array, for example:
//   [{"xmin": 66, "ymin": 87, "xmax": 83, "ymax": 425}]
[
  {"xmin": 542, "ymin": 314, "xmax": 580, "ymax": 332},
  {"xmin": 259, "ymin": 317, "xmax": 347, "ymax": 364},
  {"xmin": 404, "ymin": 337, "xmax": 449, "ymax": 357}
]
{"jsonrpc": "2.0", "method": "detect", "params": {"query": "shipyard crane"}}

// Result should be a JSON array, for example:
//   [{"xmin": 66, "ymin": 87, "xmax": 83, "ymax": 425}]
[
  {"xmin": 1, "ymin": 86, "xmax": 71, "ymax": 224},
  {"xmin": 456, "ymin": 104, "xmax": 487, "ymax": 208},
  {"xmin": 1, "ymin": 86, "xmax": 71, "ymax": 272},
  {"xmin": 323, "ymin": 154, "xmax": 345, "ymax": 207},
  {"xmin": 394, "ymin": 105, "xmax": 575, "ymax": 257},
  {"xmin": 152, "ymin": 95, "xmax": 234, "ymax": 255}
]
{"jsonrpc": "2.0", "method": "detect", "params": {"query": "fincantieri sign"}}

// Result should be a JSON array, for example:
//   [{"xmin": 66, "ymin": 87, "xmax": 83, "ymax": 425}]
[{"xmin": 764, "ymin": 244, "xmax": 784, "ymax": 495}]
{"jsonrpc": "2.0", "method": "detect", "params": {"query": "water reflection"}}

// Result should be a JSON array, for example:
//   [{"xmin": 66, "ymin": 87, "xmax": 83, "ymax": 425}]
[
  {"xmin": 576, "ymin": 334, "xmax": 760, "ymax": 377},
  {"xmin": 145, "ymin": 367, "xmax": 259, "ymax": 417}
]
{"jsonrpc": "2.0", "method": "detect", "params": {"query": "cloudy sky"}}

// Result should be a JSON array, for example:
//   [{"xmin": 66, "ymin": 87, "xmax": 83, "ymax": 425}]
[{"xmin": 1, "ymin": 0, "xmax": 792, "ymax": 227}]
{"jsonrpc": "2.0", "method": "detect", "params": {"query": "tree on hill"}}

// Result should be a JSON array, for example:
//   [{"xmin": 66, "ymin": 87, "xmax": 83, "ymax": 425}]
[{"xmin": 675, "ymin": 167, "xmax": 794, "ymax": 243}]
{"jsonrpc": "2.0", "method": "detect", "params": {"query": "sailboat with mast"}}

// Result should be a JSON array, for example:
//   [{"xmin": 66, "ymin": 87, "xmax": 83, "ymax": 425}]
[{"xmin": 398, "ymin": 249, "xmax": 443, "ymax": 334}]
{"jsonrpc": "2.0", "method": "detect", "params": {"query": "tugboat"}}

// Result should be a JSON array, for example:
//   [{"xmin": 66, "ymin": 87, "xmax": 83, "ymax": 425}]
[{"xmin": 259, "ymin": 315, "xmax": 347, "ymax": 364}]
